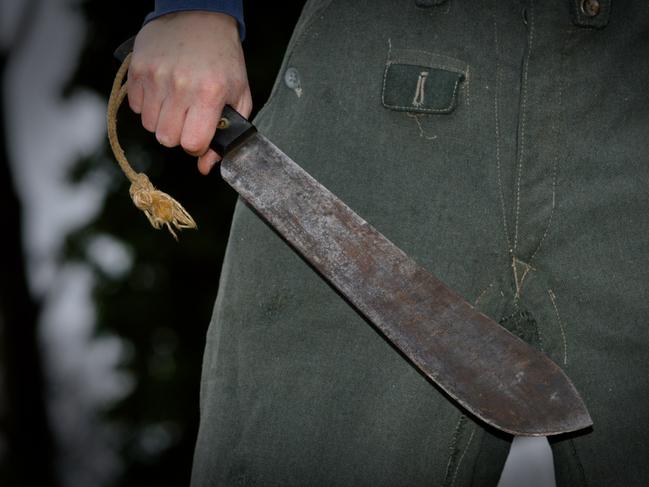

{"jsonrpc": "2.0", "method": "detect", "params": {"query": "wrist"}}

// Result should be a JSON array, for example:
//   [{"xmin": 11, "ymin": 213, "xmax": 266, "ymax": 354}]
[
  {"xmin": 144, "ymin": 1, "xmax": 245, "ymax": 40},
  {"xmin": 151, "ymin": 11, "xmax": 240, "ymax": 43}
]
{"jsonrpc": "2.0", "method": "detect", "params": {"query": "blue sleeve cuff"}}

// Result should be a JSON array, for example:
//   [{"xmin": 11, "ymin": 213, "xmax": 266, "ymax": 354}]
[{"xmin": 144, "ymin": 0, "xmax": 245, "ymax": 41}]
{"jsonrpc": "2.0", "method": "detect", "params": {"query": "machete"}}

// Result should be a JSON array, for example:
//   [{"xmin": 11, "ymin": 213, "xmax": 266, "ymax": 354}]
[{"xmin": 114, "ymin": 40, "xmax": 592, "ymax": 436}]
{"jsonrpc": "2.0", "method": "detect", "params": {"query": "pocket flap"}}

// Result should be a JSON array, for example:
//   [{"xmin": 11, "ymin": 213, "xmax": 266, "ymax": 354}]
[{"xmin": 382, "ymin": 49, "xmax": 467, "ymax": 114}]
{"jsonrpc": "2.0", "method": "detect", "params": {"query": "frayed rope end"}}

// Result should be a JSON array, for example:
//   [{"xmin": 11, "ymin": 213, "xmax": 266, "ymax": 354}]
[
  {"xmin": 129, "ymin": 173, "xmax": 197, "ymax": 240},
  {"xmin": 108, "ymin": 53, "xmax": 197, "ymax": 241}
]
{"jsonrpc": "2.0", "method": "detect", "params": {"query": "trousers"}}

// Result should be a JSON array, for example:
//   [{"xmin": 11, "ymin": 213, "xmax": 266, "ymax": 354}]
[{"xmin": 191, "ymin": 1, "xmax": 649, "ymax": 485}]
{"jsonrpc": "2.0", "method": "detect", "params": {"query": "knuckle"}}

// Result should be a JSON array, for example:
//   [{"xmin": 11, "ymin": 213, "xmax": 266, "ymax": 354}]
[
  {"xmin": 181, "ymin": 134, "xmax": 204, "ymax": 154},
  {"xmin": 194, "ymin": 78, "xmax": 222, "ymax": 104},
  {"xmin": 148, "ymin": 64, "xmax": 169, "ymax": 84},
  {"xmin": 169, "ymin": 68, "xmax": 191, "ymax": 94},
  {"xmin": 128, "ymin": 58, "xmax": 146, "ymax": 80}
]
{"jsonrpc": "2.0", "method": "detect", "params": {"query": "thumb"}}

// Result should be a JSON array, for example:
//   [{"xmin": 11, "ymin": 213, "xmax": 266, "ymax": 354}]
[{"xmin": 197, "ymin": 149, "xmax": 221, "ymax": 175}]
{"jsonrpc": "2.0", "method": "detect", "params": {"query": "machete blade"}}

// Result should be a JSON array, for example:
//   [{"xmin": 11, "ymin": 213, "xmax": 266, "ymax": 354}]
[
  {"xmin": 218, "ymin": 128, "xmax": 592, "ymax": 437},
  {"xmin": 111, "ymin": 35, "xmax": 592, "ymax": 434}
]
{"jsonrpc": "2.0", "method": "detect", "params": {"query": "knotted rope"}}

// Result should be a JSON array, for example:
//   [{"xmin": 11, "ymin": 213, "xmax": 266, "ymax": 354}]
[{"xmin": 107, "ymin": 54, "xmax": 197, "ymax": 240}]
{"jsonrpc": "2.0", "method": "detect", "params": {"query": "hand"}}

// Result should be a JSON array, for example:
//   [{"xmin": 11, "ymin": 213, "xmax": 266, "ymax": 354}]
[{"xmin": 127, "ymin": 11, "xmax": 252, "ymax": 175}]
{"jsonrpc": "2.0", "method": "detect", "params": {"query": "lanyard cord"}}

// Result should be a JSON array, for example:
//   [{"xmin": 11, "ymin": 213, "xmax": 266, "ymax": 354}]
[{"xmin": 107, "ymin": 53, "xmax": 197, "ymax": 240}]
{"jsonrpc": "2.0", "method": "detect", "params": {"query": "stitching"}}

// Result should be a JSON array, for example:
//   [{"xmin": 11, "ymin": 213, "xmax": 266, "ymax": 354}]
[
  {"xmin": 513, "ymin": 0, "xmax": 535, "ymax": 253},
  {"xmin": 383, "ymin": 62, "xmax": 465, "ymax": 82},
  {"xmin": 382, "ymin": 66, "xmax": 461, "ymax": 113},
  {"xmin": 570, "ymin": 439, "xmax": 590, "ymax": 487},
  {"xmin": 528, "ymin": 30, "xmax": 570, "ymax": 263},
  {"xmin": 443, "ymin": 416, "xmax": 467, "ymax": 486},
  {"xmin": 382, "ymin": 44, "xmax": 467, "ymax": 114},
  {"xmin": 548, "ymin": 289, "xmax": 568, "ymax": 365},
  {"xmin": 449, "ymin": 426, "xmax": 476, "ymax": 486},
  {"xmin": 387, "ymin": 59, "xmax": 467, "ymax": 76},
  {"xmin": 512, "ymin": 258, "xmax": 521, "ymax": 298},
  {"xmin": 492, "ymin": 15, "xmax": 513, "ymax": 255},
  {"xmin": 412, "ymin": 71, "xmax": 430, "ymax": 107},
  {"xmin": 464, "ymin": 65, "xmax": 470, "ymax": 108},
  {"xmin": 512, "ymin": 256, "xmax": 536, "ymax": 299},
  {"xmin": 535, "ymin": 311, "xmax": 546, "ymax": 353},
  {"xmin": 528, "ymin": 152, "xmax": 558, "ymax": 262},
  {"xmin": 380, "ymin": 40, "xmax": 391, "ymax": 111},
  {"xmin": 388, "ymin": 48, "xmax": 468, "ymax": 74},
  {"xmin": 518, "ymin": 261, "xmax": 532, "ymax": 286},
  {"xmin": 407, "ymin": 113, "xmax": 438, "ymax": 140},
  {"xmin": 474, "ymin": 280, "xmax": 496, "ymax": 305}
]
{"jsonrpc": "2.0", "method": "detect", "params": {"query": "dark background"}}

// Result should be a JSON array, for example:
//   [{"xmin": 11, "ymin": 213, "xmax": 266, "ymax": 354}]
[{"xmin": 0, "ymin": 1, "xmax": 306, "ymax": 485}]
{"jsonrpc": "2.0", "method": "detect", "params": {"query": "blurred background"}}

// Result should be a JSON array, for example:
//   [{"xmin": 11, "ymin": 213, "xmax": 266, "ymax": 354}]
[{"xmin": 0, "ymin": 1, "xmax": 305, "ymax": 485}]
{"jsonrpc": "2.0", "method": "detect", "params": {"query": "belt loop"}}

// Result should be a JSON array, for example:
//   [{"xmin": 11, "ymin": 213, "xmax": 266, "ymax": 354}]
[{"xmin": 570, "ymin": 0, "xmax": 611, "ymax": 28}]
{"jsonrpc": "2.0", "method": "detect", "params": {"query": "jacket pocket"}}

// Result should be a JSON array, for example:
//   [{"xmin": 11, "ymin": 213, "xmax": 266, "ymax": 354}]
[{"xmin": 382, "ymin": 48, "xmax": 467, "ymax": 114}]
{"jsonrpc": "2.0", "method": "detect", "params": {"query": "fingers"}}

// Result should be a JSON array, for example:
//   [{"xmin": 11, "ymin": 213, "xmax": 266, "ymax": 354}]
[
  {"xmin": 129, "ymin": 57, "xmax": 221, "ymax": 153},
  {"xmin": 235, "ymin": 87, "xmax": 254, "ymax": 119},
  {"xmin": 197, "ymin": 149, "xmax": 220, "ymax": 175},
  {"xmin": 196, "ymin": 91, "xmax": 254, "ymax": 175},
  {"xmin": 127, "ymin": 77, "xmax": 144, "ymax": 114},
  {"xmin": 156, "ymin": 92, "xmax": 188, "ymax": 148},
  {"xmin": 189, "ymin": 98, "xmax": 223, "ymax": 176},
  {"xmin": 127, "ymin": 11, "xmax": 252, "ymax": 175},
  {"xmin": 129, "ymin": 59, "xmax": 166, "ymax": 134},
  {"xmin": 131, "ymin": 65, "xmax": 227, "ymax": 166},
  {"xmin": 181, "ymin": 96, "xmax": 223, "ymax": 156},
  {"xmin": 140, "ymin": 81, "xmax": 164, "ymax": 134},
  {"xmin": 128, "ymin": 60, "xmax": 252, "ymax": 177}
]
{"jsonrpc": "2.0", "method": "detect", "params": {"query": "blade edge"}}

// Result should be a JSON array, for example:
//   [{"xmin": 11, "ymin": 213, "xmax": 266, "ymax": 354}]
[{"xmin": 221, "ymin": 133, "xmax": 592, "ymax": 436}]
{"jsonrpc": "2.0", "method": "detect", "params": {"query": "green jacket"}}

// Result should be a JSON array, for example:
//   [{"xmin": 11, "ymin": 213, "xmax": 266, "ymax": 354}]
[{"xmin": 192, "ymin": 1, "xmax": 649, "ymax": 485}]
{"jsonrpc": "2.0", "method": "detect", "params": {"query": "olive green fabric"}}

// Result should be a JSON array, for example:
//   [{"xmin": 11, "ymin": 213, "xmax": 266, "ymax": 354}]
[
  {"xmin": 191, "ymin": 1, "xmax": 649, "ymax": 485},
  {"xmin": 382, "ymin": 64, "xmax": 463, "ymax": 113},
  {"xmin": 382, "ymin": 49, "xmax": 467, "ymax": 113}
]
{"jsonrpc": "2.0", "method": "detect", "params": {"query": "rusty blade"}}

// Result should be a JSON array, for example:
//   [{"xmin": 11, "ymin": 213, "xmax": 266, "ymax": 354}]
[
  {"xmin": 111, "ymin": 38, "xmax": 591, "ymax": 436},
  {"xmin": 220, "ymin": 133, "xmax": 592, "ymax": 436}
]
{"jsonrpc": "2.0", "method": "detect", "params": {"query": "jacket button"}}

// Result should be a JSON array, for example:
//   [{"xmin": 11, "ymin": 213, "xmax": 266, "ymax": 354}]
[
  {"xmin": 284, "ymin": 67, "xmax": 303, "ymax": 97},
  {"xmin": 284, "ymin": 67, "xmax": 300, "ymax": 89},
  {"xmin": 580, "ymin": 0, "xmax": 601, "ymax": 17}
]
